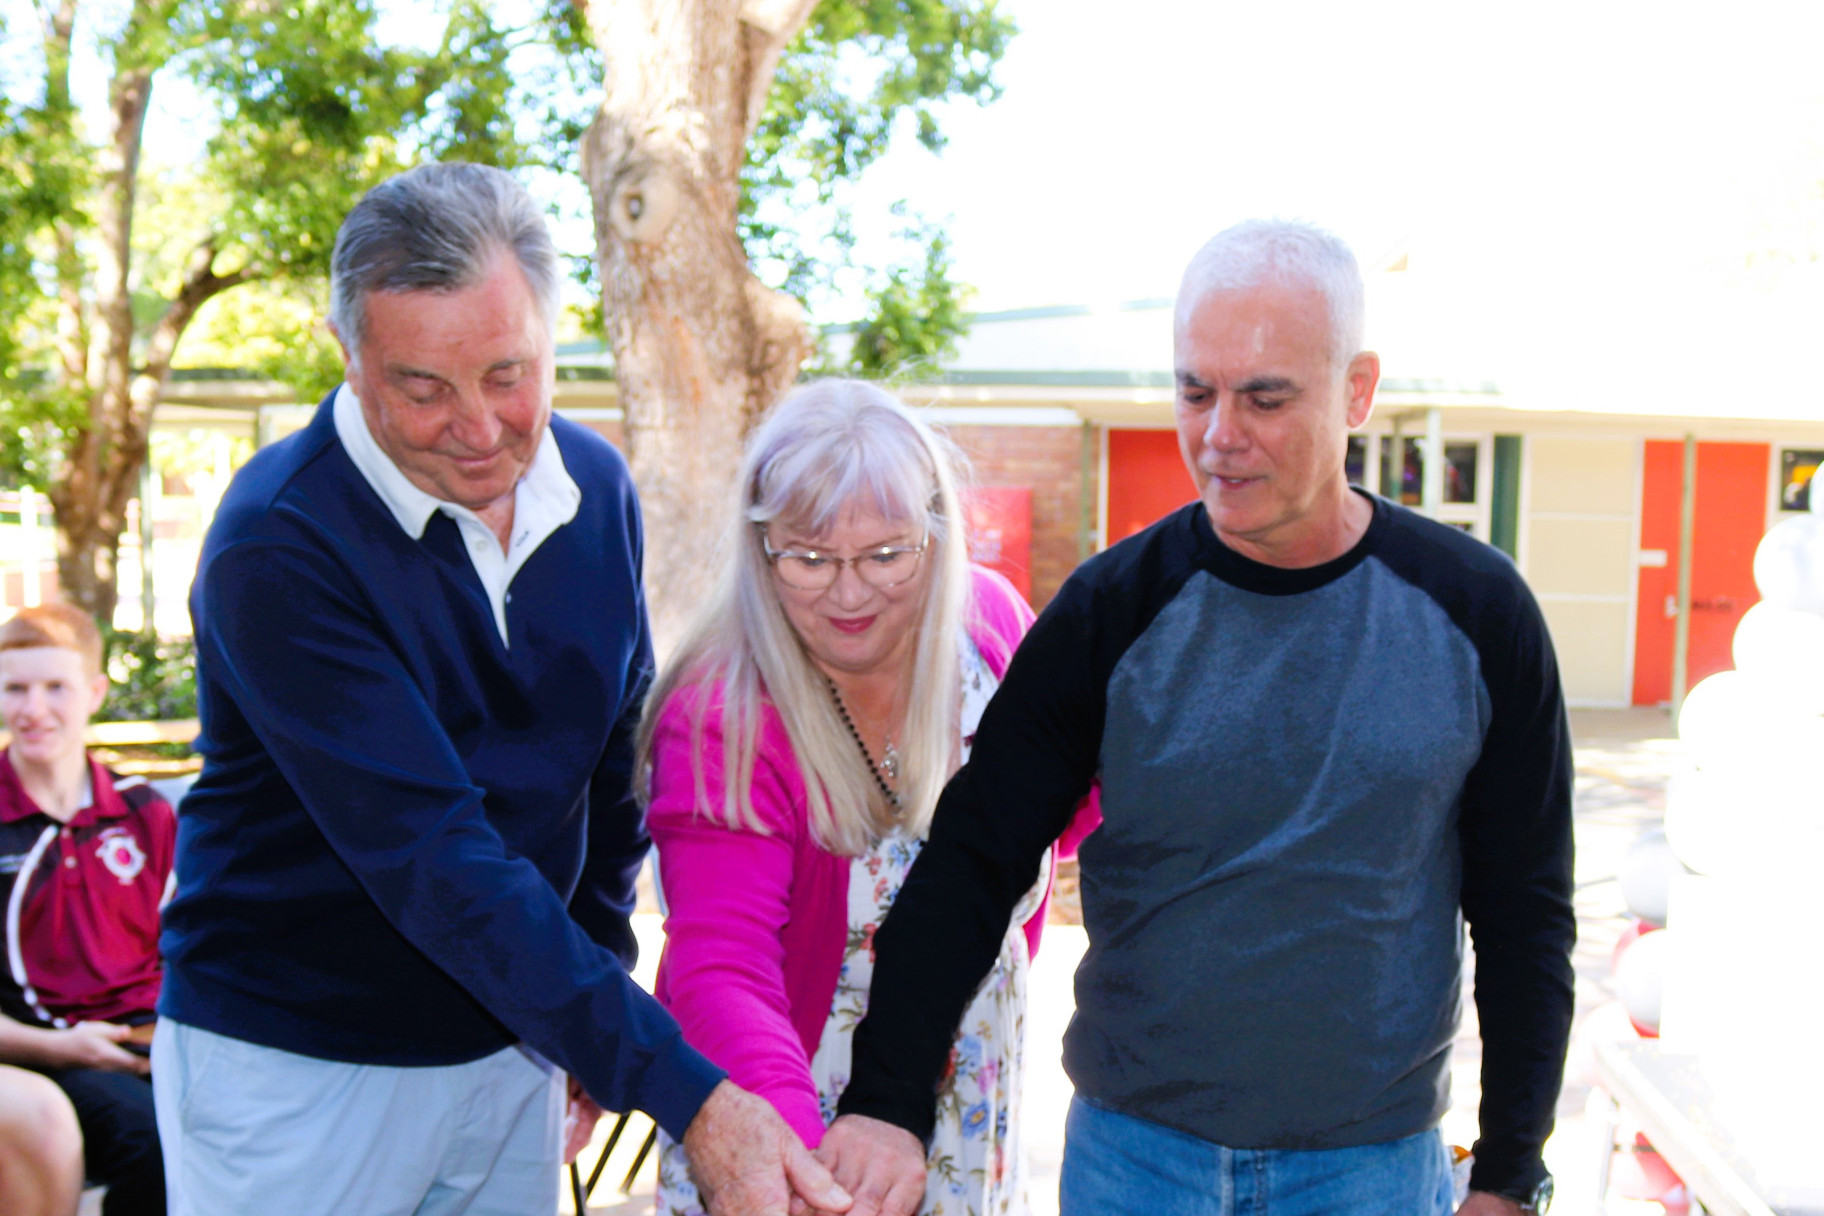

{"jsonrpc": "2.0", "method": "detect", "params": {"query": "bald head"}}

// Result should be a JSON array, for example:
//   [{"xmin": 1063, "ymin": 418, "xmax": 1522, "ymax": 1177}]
[{"xmin": 1176, "ymin": 220, "xmax": 1365, "ymax": 369}]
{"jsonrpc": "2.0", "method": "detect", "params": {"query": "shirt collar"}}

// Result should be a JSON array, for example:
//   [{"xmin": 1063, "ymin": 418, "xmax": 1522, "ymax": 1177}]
[
  {"xmin": 0, "ymin": 751, "xmax": 127, "ymax": 826},
  {"xmin": 330, "ymin": 382, "xmax": 580, "ymax": 541}
]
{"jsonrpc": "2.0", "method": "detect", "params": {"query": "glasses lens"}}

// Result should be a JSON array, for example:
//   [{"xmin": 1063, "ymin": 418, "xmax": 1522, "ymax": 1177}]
[
  {"xmin": 775, "ymin": 554, "xmax": 837, "ymax": 591},
  {"xmin": 856, "ymin": 548, "xmax": 921, "ymax": 588},
  {"xmin": 766, "ymin": 539, "xmax": 926, "ymax": 592}
]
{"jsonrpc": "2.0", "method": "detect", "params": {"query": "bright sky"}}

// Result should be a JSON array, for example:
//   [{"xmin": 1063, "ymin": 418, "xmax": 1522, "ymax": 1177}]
[
  {"xmin": 835, "ymin": 0, "xmax": 1824, "ymax": 412},
  {"xmin": 14, "ymin": 0, "xmax": 1824, "ymax": 408},
  {"xmin": 850, "ymin": 0, "xmax": 1824, "ymax": 313}
]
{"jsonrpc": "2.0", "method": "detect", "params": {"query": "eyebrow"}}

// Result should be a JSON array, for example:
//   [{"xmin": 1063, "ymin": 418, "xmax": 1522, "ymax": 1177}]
[
  {"xmin": 388, "ymin": 357, "xmax": 530, "ymax": 380},
  {"xmin": 1173, "ymin": 371, "xmax": 1300, "ymax": 394},
  {"xmin": 1238, "ymin": 375, "xmax": 1298, "ymax": 394}
]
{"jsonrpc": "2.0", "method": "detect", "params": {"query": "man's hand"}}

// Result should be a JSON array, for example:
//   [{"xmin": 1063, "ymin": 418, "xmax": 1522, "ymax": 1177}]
[
  {"xmin": 803, "ymin": 1114, "xmax": 925, "ymax": 1216},
  {"xmin": 46, "ymin": 1022, "xmax": 149, "ymax": 1076},
  {"xmin": 683, "ymin": 1080, "xmax": 851, "ymax": 1216},
  {"xmin": 562, "ymin": 1076, "xmax": 605, "ymax": 1164},
  {"xmin": 1457, "ymin": 1191, "xmax": 1526, "ymax": 1215}
]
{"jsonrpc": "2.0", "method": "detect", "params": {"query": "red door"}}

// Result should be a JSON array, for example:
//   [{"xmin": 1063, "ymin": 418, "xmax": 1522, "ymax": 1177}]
[
  {"xmin": 1106, "ymin": 429, "xmax": 1196, "ymax": 545},
  {"xmin": 1632, "ymin": 441, "xmax": 1769, "ymax": 705}
]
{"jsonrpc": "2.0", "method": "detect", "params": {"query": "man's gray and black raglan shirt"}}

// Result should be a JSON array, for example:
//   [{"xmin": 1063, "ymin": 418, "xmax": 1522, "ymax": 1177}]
[{"xmin": 840, "ymin": 494, "xmax": 1575, "ymax": 1196}]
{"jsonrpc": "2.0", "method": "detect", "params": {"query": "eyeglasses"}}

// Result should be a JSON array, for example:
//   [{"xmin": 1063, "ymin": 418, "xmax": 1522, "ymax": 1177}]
[{"xmin": 761, "ymin": 531, "xmax": 929, "ymax": 592}]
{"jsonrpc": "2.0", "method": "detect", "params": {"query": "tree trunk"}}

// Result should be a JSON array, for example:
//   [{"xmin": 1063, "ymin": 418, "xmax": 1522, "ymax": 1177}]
[
  {"xmin": 50, "ymin": 48, "xmax": 153, "ymax": 624},
  {"xmin": 580, "ymin": 0, "xmax": 818, "ymax": 656},
  {"xmin": 48, "ymin": 237, "xmax": 251, "ymax": 624},
  {"xmin": 41, "ymin": 0, "xmax": 87, "ymax": 389},
  {"xmin": 40, "ymin": 0, "xmax": 249, "ymax": 626}
]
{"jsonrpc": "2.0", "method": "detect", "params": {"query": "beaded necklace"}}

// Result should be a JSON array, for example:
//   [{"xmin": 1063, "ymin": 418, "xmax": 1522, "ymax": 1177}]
[{"xmin": 825, "ymin": 676, "xmax": 901, "ymax": 810}]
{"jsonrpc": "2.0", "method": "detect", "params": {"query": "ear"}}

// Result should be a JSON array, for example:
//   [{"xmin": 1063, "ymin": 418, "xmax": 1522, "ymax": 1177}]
[
  {"xmin": 1344, "ymin": 351, "xmax": 1380, "ymax": 429},
  {"xmin": 327, "ymin": 321, "xmax": 358, "ymax": 376},
  {"xmin": 86, "ymin": 671, "xmax": 110, "ymax": 720}
]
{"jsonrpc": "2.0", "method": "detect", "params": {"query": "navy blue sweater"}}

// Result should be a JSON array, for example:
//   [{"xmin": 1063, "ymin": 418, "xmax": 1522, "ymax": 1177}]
[{"xmin": 160, "ymin": 396, "xmax": 724, "ymax": 1138}]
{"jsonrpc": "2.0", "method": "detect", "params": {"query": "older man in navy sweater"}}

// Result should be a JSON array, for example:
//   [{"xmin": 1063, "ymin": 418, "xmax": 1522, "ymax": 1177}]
[{"xmin": 154, "ymin": 163, "xmax": 850, "ymax": 1216}]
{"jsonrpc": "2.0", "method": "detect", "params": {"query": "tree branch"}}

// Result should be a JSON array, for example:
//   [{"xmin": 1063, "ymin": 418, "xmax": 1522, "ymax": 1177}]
[
  {"xmin": 737, "ymin": 0, "xmax": 818, "ymax": 147},
  {"xmin": 140, "ymin": 238, "xmax": 258, "ymax": 387}
]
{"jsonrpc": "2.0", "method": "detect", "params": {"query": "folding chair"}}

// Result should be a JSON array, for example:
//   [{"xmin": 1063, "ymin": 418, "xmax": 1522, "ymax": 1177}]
[{"xmin": 568, "ymin": 1110, "xmax": 659, "ymax": 1212}]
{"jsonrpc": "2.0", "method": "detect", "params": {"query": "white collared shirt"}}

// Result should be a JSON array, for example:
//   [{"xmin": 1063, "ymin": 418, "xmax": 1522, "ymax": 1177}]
[{"xmin": 332, "ymin": 383, "xmax": 581, "ymax": 647}]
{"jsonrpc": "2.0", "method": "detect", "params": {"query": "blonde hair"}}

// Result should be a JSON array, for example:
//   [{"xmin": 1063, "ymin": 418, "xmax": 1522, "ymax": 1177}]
[
  {"xmin": 637, "ymin": 379, "xmax": 970, "ymax": 855},
  {"xmin": 0, "ymin": 603, "xmax": 103, "ymax": 677}
]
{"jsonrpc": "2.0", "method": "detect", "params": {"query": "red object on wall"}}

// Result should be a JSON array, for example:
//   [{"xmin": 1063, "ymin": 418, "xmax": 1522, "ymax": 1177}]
[
  {"xmin": 962, "ymin": 486, "xmax": 1033, "ymax": 601},
  {"xmin": 1632, "ymin": 441, "xmax": 1769, "ymax": 706},
  {"xmin": 1106, "ymin": 429, "xmax": 1195, "ymax": 545}
]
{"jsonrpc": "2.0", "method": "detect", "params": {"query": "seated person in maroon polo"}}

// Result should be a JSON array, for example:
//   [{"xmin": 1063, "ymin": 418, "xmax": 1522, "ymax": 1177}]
[{"xmin": 0, "ymin": 603, "xmax": 174, "ymax": 1216}]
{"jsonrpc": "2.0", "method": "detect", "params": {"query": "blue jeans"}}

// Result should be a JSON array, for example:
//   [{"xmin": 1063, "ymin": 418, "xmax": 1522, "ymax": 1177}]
[{"xmin": 1060, "ymin": 1097, "xmax": 1454, "ymax": 1216}]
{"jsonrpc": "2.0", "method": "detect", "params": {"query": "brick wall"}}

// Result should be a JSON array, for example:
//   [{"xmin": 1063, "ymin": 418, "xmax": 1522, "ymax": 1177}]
[{"xmin": 945, "ymin": 424, "xmax": 1096, "ymax": 610}]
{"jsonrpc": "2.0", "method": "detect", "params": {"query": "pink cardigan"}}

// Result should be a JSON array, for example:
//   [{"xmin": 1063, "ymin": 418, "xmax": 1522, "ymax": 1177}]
[{"xmin": 648, "ymin": 566, "xmax": 1098, "ymax": 1148}]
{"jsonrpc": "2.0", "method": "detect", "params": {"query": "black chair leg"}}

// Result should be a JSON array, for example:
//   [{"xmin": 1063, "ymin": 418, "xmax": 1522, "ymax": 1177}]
[
  {"xmin": 621, "ymin": 1126, "xmax": 659, "ymax": 1195},
  {"xmin": 587, "ymin": 1111, "xmax": 632, "ymax": 1196},
  {"xmin": 568, "ymin": 1108, "xmax": 656, "ymax": 1208}
]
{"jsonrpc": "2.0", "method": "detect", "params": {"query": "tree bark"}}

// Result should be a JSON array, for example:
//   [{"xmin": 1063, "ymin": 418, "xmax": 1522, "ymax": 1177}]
[
  {"xmin": 51, "ymin": 42, "xmax": 153, "ymax": 622},
  {"xmin": 48, "ymin": 232, "xmax": 251, "ymax": 622},
  {"xmin": 36, "ymin": 0, "xmax": 254, "ymax": 624},
  {"xmin": 41, "ymin": 0, "xmax": 87, "ymax": 389},
  {"xmin": 580, "ymin": 0, "xmax": 819, "ymax": 655}
]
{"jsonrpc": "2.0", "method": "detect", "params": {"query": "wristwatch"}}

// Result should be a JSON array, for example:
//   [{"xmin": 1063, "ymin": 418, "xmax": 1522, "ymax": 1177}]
[{"xmin": 1499, "ymin": 1176, "xmax": 1553, "ymax": 1214}]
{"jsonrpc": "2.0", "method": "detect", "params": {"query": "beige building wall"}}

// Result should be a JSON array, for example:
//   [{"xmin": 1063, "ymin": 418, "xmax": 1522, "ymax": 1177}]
[{"xmin": 1520, "ymin": 436, "xmax": 1639, "ymax": 706}]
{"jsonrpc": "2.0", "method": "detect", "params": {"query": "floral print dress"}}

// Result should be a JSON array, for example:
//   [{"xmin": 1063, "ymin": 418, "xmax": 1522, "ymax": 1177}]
[{"xmin": 656, "ymin": 641, "xmax": 1046, "ymax": 1216}]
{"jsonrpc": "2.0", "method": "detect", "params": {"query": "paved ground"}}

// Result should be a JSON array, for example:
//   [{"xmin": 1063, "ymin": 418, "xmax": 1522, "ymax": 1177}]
[{"xmin": 567, "ymin": 708, "xmax": 1686, "ymax": 1215}]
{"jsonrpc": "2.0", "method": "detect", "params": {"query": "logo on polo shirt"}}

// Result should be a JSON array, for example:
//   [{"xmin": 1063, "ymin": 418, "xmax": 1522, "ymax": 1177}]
[{"xmin": 95, "ymin": 828, "xmax": 147, "ymax": 884}]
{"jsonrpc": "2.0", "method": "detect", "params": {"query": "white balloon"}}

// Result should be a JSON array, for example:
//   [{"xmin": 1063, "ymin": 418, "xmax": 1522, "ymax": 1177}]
[
  {"xmin": 1754, "ymin": 514, "xmax": 1824, "ymax": 617},
  {"xmin": 1615, "ymin": 929, "xmax": 1670, "ymax": 1033},
  {"xmin": 1732, "ymin": 603, "xmax": 1824, "ymax": 716},
  {"xmin": 1679, "ymin": 671, "xmax": 1772, "ymax": 768},
  {"xmin": 1666, "ymin": 750, "xmax": 1824, "ymax": 878},
  {"xmin": 1619, "ymin": 830, "xmax": 1686, "ymax": 926},
  {"xmin": 1665, "ymin": 769, "xmax": 1736, "ymax": 876}
]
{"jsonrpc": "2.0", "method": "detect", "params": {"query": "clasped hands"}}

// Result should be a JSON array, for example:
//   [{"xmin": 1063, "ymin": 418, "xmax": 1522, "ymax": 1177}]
[
  {"xmin": 675, "ymin": 1090, "xmax": 1521, "ymax": 1216},
  {"xmin": 679, "ymin": 1082, "xmax": 925, "ymax": 1216},
  {"xmin": 794, "ymin": 1113, "xmax": 925, "ymax": 1216}
]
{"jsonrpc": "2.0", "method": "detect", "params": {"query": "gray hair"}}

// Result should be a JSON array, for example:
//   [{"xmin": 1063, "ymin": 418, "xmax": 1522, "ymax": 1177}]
[
  {"xmin": 329, "ymin": 162, "xmax": 560, "ymax": 360},
  {"xmin": 1176, "ymin": 219, "xmax": 1365, "ymax": 367},
  {"xmin": 637, "ymin": 379, "xmax": 972, "ymax": 855}
]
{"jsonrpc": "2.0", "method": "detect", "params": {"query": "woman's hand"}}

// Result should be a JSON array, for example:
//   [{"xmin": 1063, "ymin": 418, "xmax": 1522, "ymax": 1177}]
[{"xmin": 801, "ymin": 1114, "xmax": 925, "ymax": 1216}]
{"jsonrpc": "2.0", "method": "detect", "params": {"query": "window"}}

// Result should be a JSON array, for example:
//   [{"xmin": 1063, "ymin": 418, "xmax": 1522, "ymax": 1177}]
[
  {"xmin": 1780, "ymin": 449, "xmax": 1821, "ymax": 513},
  {"xmin": 1346, "ymin": 435, "xmax": 1368, "ymax": 487},
  {"xmin": 1354, "ymin": 429, "xmax": 1491, "ymax": 540}
]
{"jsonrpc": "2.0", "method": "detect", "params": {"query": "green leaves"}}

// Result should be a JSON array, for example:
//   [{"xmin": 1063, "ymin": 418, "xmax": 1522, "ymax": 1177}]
[
  {"xmin": 742, "ymin": 0, "xmax": 1013, "ymax": 374},
  {"xmin": 102, "ymin": 627, "xmax": 198, "ymax": 722},
  {"xmin": 843, "ymin": 205, "xmax": 971, "ymax": 379},
  {"xmin": 751, "ymin": 0, "xmax": 1013, "ymax": 191}
]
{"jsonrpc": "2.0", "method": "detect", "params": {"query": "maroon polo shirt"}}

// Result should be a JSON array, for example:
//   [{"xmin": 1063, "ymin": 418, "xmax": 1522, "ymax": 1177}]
[{"xmin": 0, "ymin": 750, "xmax": 175, "ymax": 1027}]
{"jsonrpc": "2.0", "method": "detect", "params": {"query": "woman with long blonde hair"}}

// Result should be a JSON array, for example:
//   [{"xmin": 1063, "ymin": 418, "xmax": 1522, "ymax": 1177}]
[{"xmin": 640, "ymin": 379, "xmax": 1095, "ymax": 1216}]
